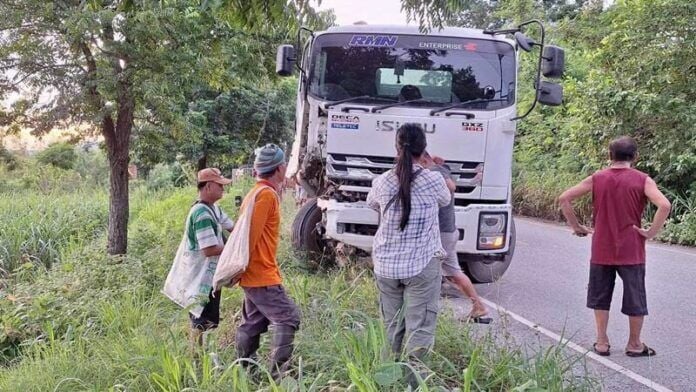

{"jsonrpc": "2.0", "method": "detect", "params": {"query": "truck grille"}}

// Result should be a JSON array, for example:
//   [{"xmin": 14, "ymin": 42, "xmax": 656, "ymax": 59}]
[{"xmin": 326, "ymin": 153, "xmax": 482, "ymax": 202}]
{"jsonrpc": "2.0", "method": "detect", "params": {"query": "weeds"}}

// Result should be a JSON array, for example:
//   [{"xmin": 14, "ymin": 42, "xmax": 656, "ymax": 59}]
[
  {"xmin": 0, "ymin": 191, "xmax": 108, "ymax": 275},
  {"xmin": 0, "ymin": 183, "xmax": 600, "ymax": 391}
]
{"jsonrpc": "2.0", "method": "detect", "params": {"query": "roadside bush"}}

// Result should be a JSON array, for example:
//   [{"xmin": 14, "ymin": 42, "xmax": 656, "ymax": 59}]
[
  {"xmin": 0, "ymin": 144, "xmax": 18, "ymax": 170},
  {"xmin": 145, "ymin": 162, "xmax": 192, "ymax": 190},
  {"xmin": 0, "ymin": 185, "xmax": 237, "ymax": 356},
  {"xmin": 658, "ymin": 191, "xmax": 696, "ymax": 246},
  {"xmin": 0, "ymin": 157, "xmax": 88, "ymax": 194},
  {"xmin": 512, "ymin": 169, "xmax": 591, "ymax": 223},
  {"xmin": 35, "ymin": 143, "xmax": 77, "ymax": 170},
  {"xmin": 18, "ymin": 163, "xmax": 84, "ymax": 194},
  {"xmin": 73, "ymin": 148, "xmax": 109, "ymax": 188}
]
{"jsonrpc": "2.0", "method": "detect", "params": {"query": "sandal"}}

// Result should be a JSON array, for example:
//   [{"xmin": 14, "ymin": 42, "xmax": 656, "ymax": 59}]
[
  {"xmin": 626, "ymin": 344, "xmax": 656, "ymax": 357},
  {"xmin": 592, "ymin": 342, "xmax": 611, "ymax": 356},
  {"xmin": 466, "ymin": 314, "xmax": 493, "ymax": 324}
]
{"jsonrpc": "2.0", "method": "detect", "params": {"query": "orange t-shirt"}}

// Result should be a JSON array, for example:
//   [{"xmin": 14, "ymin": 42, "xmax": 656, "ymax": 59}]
[{"xmin": 239, "ymin": 181, "xmax": 282, "ymax": 287}]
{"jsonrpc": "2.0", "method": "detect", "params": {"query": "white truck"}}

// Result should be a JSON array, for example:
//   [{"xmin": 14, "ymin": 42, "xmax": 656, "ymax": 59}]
[{"xmin": 276, "ymin": 21, "xmax": 564, "ymax": 282}]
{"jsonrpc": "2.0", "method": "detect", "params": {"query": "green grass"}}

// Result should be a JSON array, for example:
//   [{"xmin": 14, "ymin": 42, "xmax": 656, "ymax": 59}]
[
  {"xmin": 512, "ymin": 169, "xmax": 592, "ymax": 224},
  {"xmin": 0, "ymin": 183, "xmax": 599, "ymax": 391},
  {"xmin": 0, "ymin": 186, "xmax": 180, "ymax": 281},
  {"xmin": 658, "ymin": 190, "xmax": 696, "ymax": 246},
  {"xmin": 512, "ymin": 166, "xmax": 696, "ymax": 245},
  {"xmin": 0, "ymin": 191, "xmax": 108, "ymax": 276}
]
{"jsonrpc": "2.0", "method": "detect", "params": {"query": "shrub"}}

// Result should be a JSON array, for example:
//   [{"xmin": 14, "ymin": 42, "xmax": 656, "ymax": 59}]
[
  {"xmin": 658, "ymin": 191, "xmax": 696, "ymax": 246},
  {"xmin": 35, "ymin": 143, "xmax": 77, "ymax": 170},
  {"xmin": 73, "ymin": 148, "xmax": 109, "ymax": 188},
  {"xmin": 512, "ymin": 169, "xmax": 591, "ymax": 223},
  {"xmin": 0, "ymin": 144, "xmax": 18, "ymax": 171},
  {"xmin": 16, "ymin": 161, "xmax": 84, "ymax": 194},
  {"xmin": 146, "ymin": 163, "xmax": 179, "ymax": 190}
]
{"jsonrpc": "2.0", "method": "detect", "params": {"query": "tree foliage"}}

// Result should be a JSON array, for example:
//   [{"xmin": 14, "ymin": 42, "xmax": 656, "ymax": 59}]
[
  {"xmin": 0, "ymin": 0, "xmax": 329, "ymax": 255},
  {"xmin": 132, "ymin": 79, "xmax": 296, "ymax": 173},
  {"xmin": 509, "ymin": 0, "xmax": 695, "ymax": 242}
]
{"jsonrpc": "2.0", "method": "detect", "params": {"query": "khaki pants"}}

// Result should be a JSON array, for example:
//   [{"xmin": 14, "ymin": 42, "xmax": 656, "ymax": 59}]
[{"xmin": 375, "ymin": 258, "xmax": 442, "ymax": 358}]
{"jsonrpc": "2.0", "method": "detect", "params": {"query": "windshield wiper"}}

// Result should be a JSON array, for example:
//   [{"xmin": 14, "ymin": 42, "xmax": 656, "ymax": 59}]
[
  {"xmin": 370, "ymin": 98, "xmax": 442, "ymax": 113},
  {"xmin": 429, "ymin": 98, "xmax": 509, "ymax": 116},
  {"xmin": 324, "ymin": 95, "xmax": 397, "ymax": 110}
]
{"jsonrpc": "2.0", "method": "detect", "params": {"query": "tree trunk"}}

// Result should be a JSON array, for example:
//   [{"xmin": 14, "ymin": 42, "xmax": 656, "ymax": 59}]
[
  {"xmin": 78, "ymin": 35, "xmax": 133, "ymax": 256},
  {"xmin": 197, "ymin": 154, "xmax": 208, "ymax": 171},
  {"xmin": 106, "ymin": 137, "xmax": 130, "ymax": 255},
  {"xmin": 103, "ymin": 83, "xmax": 135, "ymax": 256}
]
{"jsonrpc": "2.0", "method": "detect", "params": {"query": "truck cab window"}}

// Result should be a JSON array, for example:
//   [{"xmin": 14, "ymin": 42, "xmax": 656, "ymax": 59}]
[{"xmin": 308, "ymin": 34, "xmax": 515, "ymax": 110}]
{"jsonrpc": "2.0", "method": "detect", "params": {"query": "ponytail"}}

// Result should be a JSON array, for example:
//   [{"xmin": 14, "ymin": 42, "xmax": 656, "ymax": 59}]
[{"xmin": 394, "ymin": 123, "xmax": 427, "ymax": 231}]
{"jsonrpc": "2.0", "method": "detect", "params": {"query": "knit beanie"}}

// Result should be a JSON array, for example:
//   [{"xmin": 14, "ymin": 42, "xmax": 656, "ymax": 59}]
[{"xmin": 254, "ymin": 143, "xmax": 285, "ymax": 175}]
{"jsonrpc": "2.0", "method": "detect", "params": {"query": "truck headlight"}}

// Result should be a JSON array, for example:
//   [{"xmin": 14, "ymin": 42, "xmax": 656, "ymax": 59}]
[{"xmin": 478, "ymin": 212, "xmax": 507, "ymax": 250}]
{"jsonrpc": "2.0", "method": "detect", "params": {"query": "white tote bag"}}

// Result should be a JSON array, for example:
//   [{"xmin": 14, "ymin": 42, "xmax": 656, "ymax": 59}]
[
  {"xmin": 162, "ymin": 205, "xmax": 221, "ymax": 318},
  {"xmin": 213, "ymin": 185, "xmax": 274, "ymax": 291}
]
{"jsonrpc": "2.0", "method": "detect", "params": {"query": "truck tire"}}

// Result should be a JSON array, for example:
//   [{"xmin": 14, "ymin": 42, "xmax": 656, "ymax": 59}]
[
  {"xmin": 291, "ymin": 198, "xmax": 330, "ymax": 262},
  {"xmin": 459, "ymin": 218, "xmax": 516, "ymax": 283}
]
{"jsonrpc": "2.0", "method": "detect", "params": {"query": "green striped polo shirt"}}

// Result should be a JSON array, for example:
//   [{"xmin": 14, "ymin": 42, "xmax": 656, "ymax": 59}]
[{"xmin": 186, "ymin": 202, "xmax": 234, "ymax": 251}]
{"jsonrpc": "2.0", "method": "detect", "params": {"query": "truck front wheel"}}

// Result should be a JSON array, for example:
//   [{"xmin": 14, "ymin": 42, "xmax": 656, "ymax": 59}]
[
  {"xmin": 458, "ymin": 218, "xmax": 516, "ymax": 283},
  {"xmin": 291, "ymin": 198, "xmax": 331, "ymax": 264}
]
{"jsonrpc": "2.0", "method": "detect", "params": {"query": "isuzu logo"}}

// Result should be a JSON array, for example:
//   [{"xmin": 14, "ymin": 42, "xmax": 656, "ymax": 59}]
[{"xmin": 376, "ymin": 121, "xmax": 436, "ymax": 134}]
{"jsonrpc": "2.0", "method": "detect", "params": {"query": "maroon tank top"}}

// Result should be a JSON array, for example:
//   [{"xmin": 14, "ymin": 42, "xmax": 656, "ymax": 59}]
[{"xmin": 591, "ymin": 168, "xmax": 648, "ymax": 265}]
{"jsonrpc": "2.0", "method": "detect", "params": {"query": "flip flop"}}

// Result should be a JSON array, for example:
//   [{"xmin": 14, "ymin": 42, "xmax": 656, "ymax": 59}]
[
  {"xmin": 466, "ymin": 315, "xmax": 493, "ymax": 324},
  {"xmin": 626, "ymin": 344, "xmax": 656, "ymax": 357},
  {"xmin": 593, "ymin": 343, "xmax": 611, "ymax": 356}
]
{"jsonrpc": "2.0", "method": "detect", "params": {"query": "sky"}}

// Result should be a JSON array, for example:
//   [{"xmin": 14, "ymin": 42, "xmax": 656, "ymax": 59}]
[
  {"xmin": 315, "ymin": 0, "xmax": 615, "ymax": 26},
  {"xmin": 316, "ymin": 0, "xmax": 413, "ymax": 26}
]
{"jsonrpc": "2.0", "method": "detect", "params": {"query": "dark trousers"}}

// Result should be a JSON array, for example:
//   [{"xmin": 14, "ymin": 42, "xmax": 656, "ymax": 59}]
[{"xmin": 236, "ymin": 285, "xmax": 300, "ymax": 376}]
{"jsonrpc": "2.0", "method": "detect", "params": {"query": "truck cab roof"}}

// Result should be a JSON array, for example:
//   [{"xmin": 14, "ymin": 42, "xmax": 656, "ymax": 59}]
[{"xmin": 319, "ymin": 24, "xmax": 515, "ymax": 46}]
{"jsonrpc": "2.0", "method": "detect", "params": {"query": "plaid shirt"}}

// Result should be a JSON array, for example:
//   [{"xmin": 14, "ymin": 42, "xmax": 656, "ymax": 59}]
[{"xmin": 367, "ymin": 164, "xmax": 451, "ymax": 279}]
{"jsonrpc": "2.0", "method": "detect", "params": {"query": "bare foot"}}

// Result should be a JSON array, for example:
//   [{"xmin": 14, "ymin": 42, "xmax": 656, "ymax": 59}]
[
  {"xmin": 468, "ymin": 303, "xmax": 488, "ymax": 319},
  {"xmin": 592, "ymin": 342, "xmax": 611, "ymax": 356}
]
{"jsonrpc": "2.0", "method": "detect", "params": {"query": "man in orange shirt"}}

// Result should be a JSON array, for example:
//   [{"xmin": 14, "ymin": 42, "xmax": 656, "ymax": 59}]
[{"xmin": 236, "ymin": 144, "xmax": 300, "ymax": 380}]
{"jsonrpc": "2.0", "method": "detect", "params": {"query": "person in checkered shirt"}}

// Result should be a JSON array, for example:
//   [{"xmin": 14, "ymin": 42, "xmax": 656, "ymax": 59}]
[{"xmin": 366, "ymin": 123, "xmax": 450, "ymax": 375}]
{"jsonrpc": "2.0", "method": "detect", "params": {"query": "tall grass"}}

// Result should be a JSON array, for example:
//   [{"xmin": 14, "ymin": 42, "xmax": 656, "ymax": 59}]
[
  {"xmin": 0, "ymin": 184, "xmax": 599, "ymax": 391},
  {"xmin": 512, "ymin": 170, "xmax": 591, "ymax": 223},
  {"xmin": 0, "ymin": 186, "xmax": 178, "ymax": 280},
  {"xmin": 513, "ymin": 166, "xmax": 696, "ymax": 245},
  {"xmin": 0, "ymin": 191, "xmax": 108, "ymax": 276},
  {"xmin": 659, "ymin": 190, "xmax": 696, "ymax": 245}
]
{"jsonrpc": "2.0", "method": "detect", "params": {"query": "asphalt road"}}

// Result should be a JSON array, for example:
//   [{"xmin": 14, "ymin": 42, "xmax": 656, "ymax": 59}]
[{"xmin": 445, "ymin": 217, "xmax": 696, "ymax": 392}]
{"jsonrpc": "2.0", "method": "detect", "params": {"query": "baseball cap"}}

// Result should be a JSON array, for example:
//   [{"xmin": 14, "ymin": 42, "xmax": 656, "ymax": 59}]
[{"xmin": 197, "ymin": 168, "xmax": 232, "ymax": 185}]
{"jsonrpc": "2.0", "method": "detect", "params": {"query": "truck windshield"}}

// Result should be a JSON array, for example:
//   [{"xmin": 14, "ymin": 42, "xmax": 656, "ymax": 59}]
[{"xmin": 309, "ymin": 33, "xmax": 516, "ymax": 110}]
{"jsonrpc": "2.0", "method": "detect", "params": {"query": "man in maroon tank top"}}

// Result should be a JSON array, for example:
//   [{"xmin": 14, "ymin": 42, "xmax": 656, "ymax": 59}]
[{"xmin": 559, "ymin": 136, "xmax": 671, "ymax": 357}]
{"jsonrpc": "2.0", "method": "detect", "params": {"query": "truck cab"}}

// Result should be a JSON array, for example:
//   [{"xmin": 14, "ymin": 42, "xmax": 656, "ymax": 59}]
[{"xmin": 278, "ymin": 23, "xmax": 564, "ymax": 282}]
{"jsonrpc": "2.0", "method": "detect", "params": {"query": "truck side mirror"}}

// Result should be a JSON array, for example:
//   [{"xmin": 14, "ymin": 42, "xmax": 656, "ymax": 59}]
[
  {"xmin": 542, "ymin": 46, "xmax": 565, "ymax": 78},
  {"xmin": 514, "ymin": 32, "xmax": 535, "ymax": 52},
  {"xmin": 537, "ymin": 81, "xmax": 563, "ymax": 106},
  {"xmin": 482, "ymin": 85, "xmax": 496, "ymax": 99},
  {"xmin": 276, "ymin": 45, "xmax": 296, "ymax": 77}
]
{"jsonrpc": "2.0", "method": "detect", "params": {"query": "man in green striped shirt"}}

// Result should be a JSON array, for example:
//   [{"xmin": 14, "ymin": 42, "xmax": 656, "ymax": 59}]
[{"xmin": 186, "ymin": 168, "xmax": 234, "ymax": 351}]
